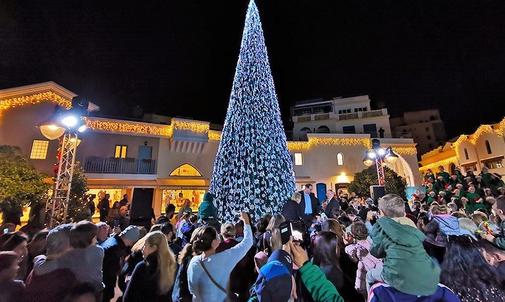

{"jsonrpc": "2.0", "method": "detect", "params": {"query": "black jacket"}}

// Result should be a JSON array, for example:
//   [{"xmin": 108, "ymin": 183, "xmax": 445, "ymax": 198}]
[
  {"xmin": 100, "ymin": 235, "xmax": 130, "ymax": 301},
  {"xmin": 123, "ymin": 253, "xmax": 171, "ymax": 302},
  {"xmin": 282, "ymin": 199, "xmax": 304, "ymax": 221},
  {"xmin": 298, "ymin": 191, "xmax": 320, "ymax": 224},
  {"xmin": 325, "ymin": 198, "xmax": 341, "ymax": 218}
]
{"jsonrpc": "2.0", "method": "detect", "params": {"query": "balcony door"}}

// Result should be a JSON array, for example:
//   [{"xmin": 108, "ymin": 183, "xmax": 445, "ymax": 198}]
[{"xmin": 138, "ymin": 145, "xmax": 152, "ymax": 160}]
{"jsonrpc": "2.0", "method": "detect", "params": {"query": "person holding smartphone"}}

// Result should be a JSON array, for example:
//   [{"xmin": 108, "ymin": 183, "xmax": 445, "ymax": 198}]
[{"xmin": 187, "ymin": 212, "xmax": 253, "ymax": 302}]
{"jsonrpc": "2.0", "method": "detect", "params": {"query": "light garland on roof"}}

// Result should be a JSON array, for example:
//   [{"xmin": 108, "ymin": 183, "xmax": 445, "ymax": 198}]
[
  {"xmin": 287, "ymin": 137, "xmax": 372, "ymax": 152},
  {"xmin": 0, "ymin": 91, "xmax": 72, "ymax": 112},
  {"xmin": 84, "ymin": 118, "xmax": 172, "ymax": 136},
  {"xmin": 172, "ymin": 120, "xmax": 209, "ymax": 134},
  {"xmin": 208, "ymin": 130, "xmax": 222, "ymax": 141},
  {"xmin": 391, "ymin": 146, "xmax": 418, "ymax": 156},
  {"xmin": 419, "ymin": 156, "xmax": 458, "ymax": 172}
]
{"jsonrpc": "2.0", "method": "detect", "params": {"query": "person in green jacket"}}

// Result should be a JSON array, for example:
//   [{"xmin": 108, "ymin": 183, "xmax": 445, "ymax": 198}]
[
  {"xmin": 367, "ymin": 194, "xmax": 441, "ymax": 296},
  {"xmin": 464, "ymin": 186, "xmax": 487, "ymax": 214},
  {"xmin": 197, "ymin": 192, "xmax": 217, "ymax": 221},
  {"xmin": 437, "ymin": 166, "xmax": 451, "ymax": 184}
]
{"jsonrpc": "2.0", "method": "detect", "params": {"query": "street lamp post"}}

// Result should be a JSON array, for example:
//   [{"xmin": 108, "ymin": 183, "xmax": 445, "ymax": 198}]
[
  {"xmin": 40, "ymin": 106, "xmax": 87, "ymax": 227},
  {"xmin": 363, "ymin": 138, "xmax": 399, "ymax": 191}
]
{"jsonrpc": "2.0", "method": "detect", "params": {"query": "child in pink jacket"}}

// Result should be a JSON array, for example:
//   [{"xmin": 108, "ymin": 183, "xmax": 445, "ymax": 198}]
[{"xmin": 344, "ymin": 221, "xmax": 383, "ymax": 297}]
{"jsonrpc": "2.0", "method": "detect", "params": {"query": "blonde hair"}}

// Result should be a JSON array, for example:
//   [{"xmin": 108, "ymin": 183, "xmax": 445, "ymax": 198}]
[
  {"xmin": 291, "ymin": 192, "xmax": 302, "ymax": 203},
  {"xmin": 144, "ymin": 231, "xmax": 177, "ymax": 294},
  {"xmin": 131, "ymin": 235, "xmax": 147, "ymax": 253}
]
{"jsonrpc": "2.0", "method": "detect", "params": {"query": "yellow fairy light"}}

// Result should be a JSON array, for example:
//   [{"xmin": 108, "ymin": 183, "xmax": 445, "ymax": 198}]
[
  {"xmin": 309, "ymin": 137, "xmax": 372, "ymax": 148},
  {"xmin": 468, "ymin": 125, "xmax": 494, "ymax": 144},
  {"xmin": 84, "ymin": 118, "xmax": 172, "ymax": 136},
  {"xmin": 208, "ymin": 130, "xmax": 222, "ymax": 141},
  {"xmin": 391, "ymin": 146, "xmax": 418, "ymax": 156},
  {"xmin": 172, "ymin": 120, "xmax": 209, "ymax": 134},
  {"xmin": 287, "ymin": 141, "xmax": 310, "ymax": 152},
  {"xmin": 0, "ymin": 91, "xmax": 72, "ymax": 112},
  {"xmin": 419, "ymin": 156, "xmax": 458, "ymax": 172},
  {"xmin": 288, "ymin": 137, "xmax": 372, "ymax": 152}
]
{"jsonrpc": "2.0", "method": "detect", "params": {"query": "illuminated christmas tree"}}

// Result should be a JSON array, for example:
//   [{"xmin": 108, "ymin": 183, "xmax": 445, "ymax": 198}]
[{"xmin": 209, "ymin": 0, "xmax": 295, "ymax": 221}]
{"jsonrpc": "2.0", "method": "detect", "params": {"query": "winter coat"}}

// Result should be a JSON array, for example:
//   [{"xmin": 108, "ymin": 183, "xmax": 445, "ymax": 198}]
[
  {"xmin": 369, "ymin": 283, "xmax": 461, "ymax": 302},
  {"xmin": 123, "ymin": 253, "xmax": 172, "ymax": 302},
  {"xmin": 299, "ymin": 262, "xmax": 344, "ymax": 302},
  {"xmin": 25, "ymin": 267, "xmax": 77, "ymax": 302},
  {"xmin": 31, "ymin": 245, "xmax": 104, "ymax": 293},
  {"xmin": 371, "ymin": 217, "xmax": 441, "ymax": 296},
  {"xmin": 197, "ymin": 200, "xmax": 217, "ymax": 220},
  {"xmin": 423, "ymin": 215, "xmax": 460, "ymax": 248},
  {"xmin": 172, "ymin": 256, "xmax": 192, "ymax": 302},
  {"xmin": 281, "ymin": 199, "xmax": 304, "ymax": 222},
  {"xmin": 464, "ymin": 192, "xmax": 487, "ymax": 213},
  {"xmin": 325, "ymin": 198, "xmax": 341, "ymax": 218},
  {"xmin": 100, "ymin": 235, "xmax": 130, "ymax": 301},
  {"xmin": 118, "ymin": 250, "xmax": 144, "ymax": 292},
  {"xmin": 345, "ymin": 239, "xmax": 383, "ymax": 292}
]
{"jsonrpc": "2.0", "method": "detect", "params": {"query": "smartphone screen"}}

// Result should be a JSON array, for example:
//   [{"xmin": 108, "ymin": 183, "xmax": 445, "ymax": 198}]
[{"xmin": 279, "ymin": 221, "xmax": 291, "ymax": 245}]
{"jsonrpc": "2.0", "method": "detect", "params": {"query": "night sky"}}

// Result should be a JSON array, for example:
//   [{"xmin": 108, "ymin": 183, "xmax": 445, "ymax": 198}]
[{"xmin": 1, "ymin": 0, "xmax": 505, "ymax": 138}]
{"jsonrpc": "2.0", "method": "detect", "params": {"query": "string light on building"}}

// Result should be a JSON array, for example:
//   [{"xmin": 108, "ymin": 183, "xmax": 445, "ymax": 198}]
[
  {"xmin": 84, "ymin": 117, "xmax": 172, "ymax": 137},
  {"xmin": 172, "ymin": 119, "xmax": 209, "ymax": 134},
  {"xmin": 0, "ymin": 91, "xmax": 72, "ymax": 112}
]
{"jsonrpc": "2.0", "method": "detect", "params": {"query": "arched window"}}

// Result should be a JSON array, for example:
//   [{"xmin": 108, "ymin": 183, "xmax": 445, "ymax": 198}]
[
  {"xmin": 170, "ymin": 164, "xmax": 202, "ymax": 176},
  {"xmin": 316, "ymin": 125, "xmax": 330, "ymax": 133},
  {"xmin": 300, "ymin": 127, "xmax": 312, "ymax": 133},
  {"xmin": 485, "ymin": 140, "xmax": 492, "ymax": 154},
  {"xmin": 464, "ymin": 148, "xmax": 469, "ymax": 160},
  {"xmin": 337, "ymin": 153, "xmax": 344, "ymax": 166}
]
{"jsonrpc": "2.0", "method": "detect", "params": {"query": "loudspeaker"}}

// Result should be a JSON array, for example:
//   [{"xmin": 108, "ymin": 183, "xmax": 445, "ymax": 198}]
[{"xmin": 370, "ymin": 185, "xmax": 386, "ymax": 201}]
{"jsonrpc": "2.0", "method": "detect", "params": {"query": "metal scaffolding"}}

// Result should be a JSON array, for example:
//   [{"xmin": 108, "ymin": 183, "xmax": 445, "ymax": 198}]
[{"xmin": 46, "ymin": 132, "xmax": 78, "ymax": 227}]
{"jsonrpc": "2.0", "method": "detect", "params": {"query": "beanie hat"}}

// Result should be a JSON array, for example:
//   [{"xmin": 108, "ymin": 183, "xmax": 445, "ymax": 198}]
[
  {"xmin": 119, "ymin": 225, "xmax": 140, "ymax": 243},
  {"xmin": 253, "ymin": 250, "xmax": 293, "ymax": 302}
]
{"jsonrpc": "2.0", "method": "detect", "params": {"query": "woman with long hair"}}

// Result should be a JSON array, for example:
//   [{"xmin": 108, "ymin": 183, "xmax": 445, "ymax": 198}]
[
  {"xmin": 123, "ymin": 231, "xmax": 177, "ymax": 302},
  {"xmin": 187, "ymin": 212, "xmax": 253, "ymax": 302},
  {"xmin": 312, "ymin": 231, "xmax": 364, "ymax": 302},
  {"xmin": 441, "ymin": 235, "xmax": 505, "ymax": 302}
]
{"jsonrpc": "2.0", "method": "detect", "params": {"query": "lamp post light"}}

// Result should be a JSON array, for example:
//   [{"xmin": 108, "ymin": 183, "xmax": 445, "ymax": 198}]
[
  {"xmin": 363, "ymin": 139, "xmax": 399, "ymax": 186},
  {"xmin": 40, "ymin": 106, "xmax": 87, "ymax": 227}
]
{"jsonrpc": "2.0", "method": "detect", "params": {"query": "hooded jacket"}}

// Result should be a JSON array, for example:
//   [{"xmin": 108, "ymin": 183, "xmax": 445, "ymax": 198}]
[
  {"xmin": 370, "ymin": 217, "xmax": 441, "ymax": 296},
  {"xmin": 424, "ymin": 215, "xmax": 460, "ymax": 247},
  {"xmin": 198, "ymin": 192, "xmax": 217, "ymax": 220}
]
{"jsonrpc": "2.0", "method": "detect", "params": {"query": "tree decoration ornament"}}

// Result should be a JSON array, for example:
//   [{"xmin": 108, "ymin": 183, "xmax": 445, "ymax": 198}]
[{"xmin": 209, "ymin": 0, "xmax": 295, "ymax": 222}]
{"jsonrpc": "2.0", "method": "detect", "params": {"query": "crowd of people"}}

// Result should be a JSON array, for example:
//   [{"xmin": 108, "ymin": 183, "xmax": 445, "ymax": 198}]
[{"xmin": 0, "ymin": 172, "xmax": 504, "ymax": 302}]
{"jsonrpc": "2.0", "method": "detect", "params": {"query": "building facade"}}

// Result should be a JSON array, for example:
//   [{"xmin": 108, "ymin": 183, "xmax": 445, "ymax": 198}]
[
  {"xmin": 390, "ymin": 109, "xmax": 447, "ymax": 156},
  {"xmin": 0, "ymin": 83, "xmax": 421, "ymax": 219},
  {"xmin": 419, "ymin": 118, "xmax": 505, "ymax": 177},
  {"xmin": 291, "ymin": 95, "xmax": 392, "ymax": 141}
]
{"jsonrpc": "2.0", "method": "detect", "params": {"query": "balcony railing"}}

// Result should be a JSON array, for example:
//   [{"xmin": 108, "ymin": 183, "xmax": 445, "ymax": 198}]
[
  {"xmin": 84, "ymin": 157, "xmax": 157, "ymax": 174},
  {"xmin": 293, "ymin": 108, "xmax": 388, "ymax": 123}
]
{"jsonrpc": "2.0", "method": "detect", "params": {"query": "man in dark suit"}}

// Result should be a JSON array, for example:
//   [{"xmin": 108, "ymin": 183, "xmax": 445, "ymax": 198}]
[
  {"xmin": 298, "ymin": 184, "xmax": 320, "ymax": 226},
  {"xmin": 282, "ymin": 192, "xmax": 304, "ymax": 222}
]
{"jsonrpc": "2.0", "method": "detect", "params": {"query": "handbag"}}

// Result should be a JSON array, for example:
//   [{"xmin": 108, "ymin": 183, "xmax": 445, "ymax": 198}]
[{"xmin": 198, "ymin": 259, "xmax": 239, "ymax": 302}]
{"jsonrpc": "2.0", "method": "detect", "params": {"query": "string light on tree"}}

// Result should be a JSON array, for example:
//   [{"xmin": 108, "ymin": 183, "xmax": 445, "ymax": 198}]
[{"xmin": 209, "ymin": 0, "xmax": 295, "ymax": 221}]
